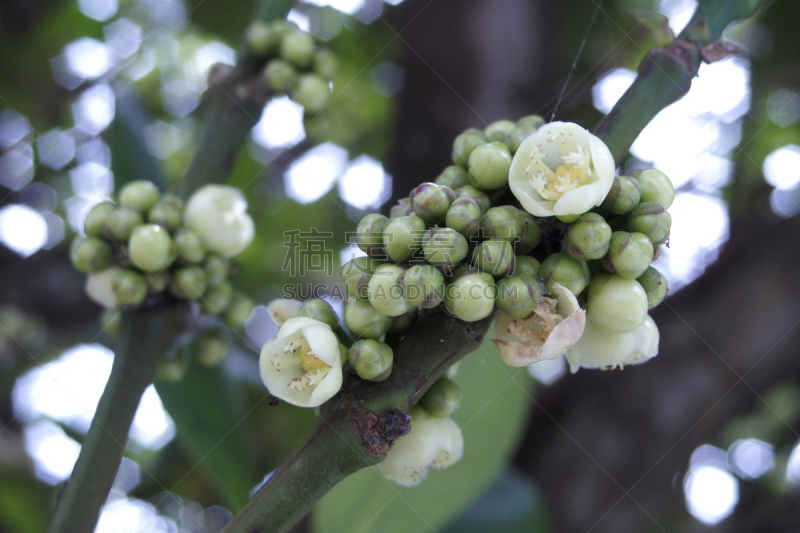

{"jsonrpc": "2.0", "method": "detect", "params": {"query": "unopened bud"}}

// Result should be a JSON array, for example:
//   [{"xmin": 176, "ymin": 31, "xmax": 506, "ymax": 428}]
[
  {"xmin": 452, "ymin": 128, "xmax": 488, "ymax": 167},
  {"xmin": 514, "ymin": 255, "xmax": 541, "ymax": 279},
  {"xmin": 402, "ymin": 265, "xmax": 445, "ymax": 308},
  {"xmin": 481, "ymin": 206, "xmax": 522, "ymax": 241},
  {"xmin": 601, "ymin": 231, "xmax": 654, "ymax": 279},
  {"xmin": 201, "ymin": 280, "xmax": 233, "ymax": 315},
  {"xmin": 349, "ymin": 339, "xmax": 393, "ymax": 381},
  {"xmin": 292, "ymin": 74, "xmax": 331, "ymax": 113},
  {"xmin": 105, "ymin": 206, "xmax": 143, "ymax": 242},
  {"xmin": 170, "ymin": 266, "xmax": 207, "ymax": 300},
  {"xmin": 636, "ymin": 266, "xmax": 668, "ymax": 309},
  {"xmin": 411, "ymin": 182, "xmax": 455, "ymax": 225},
  {"xmin": 344, "ymin": 298, "xmax": 393, "ymax": 340},
  {"xmin": 420, "ymin": 377, "xmax": 461, "ymax": 417},
  {"xmin": 84, "ymin": 202, "xmax": 114, "ymax": 237},
  {"xmin": 298, "ymin": 299, "xmax": 339, "ymax": 328},
  {"xmin": 383, "ymin": 215, "xmax": 425, "ymax": 262},
  {"xmin": 601, "ymin": 176, "xmax": 641, "ymax": 215},
  {"xmin": 444, "ymin": 270, "xmax": 496, "ymax": 322},
  {"xmin": 129, "ymin": 224, "xmax": 175, "ymax": 273},
  {"xmin": 423, "ymin": 227, "xmax": 468, "ymax": 267},
  {"xmin": 280, "ymin": 31, "xmax": 315, "ymax": 68},
  {"xmin": 119, "ymin": 180, "xmax": 160, "ymax": 213},
  {"xmin": 495, "ymin": 275, "xmax": 541, "ymax": 319},
  {"xmin": 473, "ymin": 239, "xmax": 515, "ymax": 277},
  {"xmin": 435, "ymin": 165, "xmax": 470, "ymax": 190},
  {"xmin": 455, "ymin": 185, "xmax": 491, "ymax": 213},
  {"xmin": 468, "ymin": 142, "xmax": 511, "ymax": 190},
  {"xmin": 264, "ymin": 59, "xmax": 298, "ymax": 93},
  {"xmin": 627, "ymin": 201, "xmax": 671, "ymax": 245},
  {"xmin": 70, "ymin": 236, "xmax": 113, "ymax": 274},
  {"xmin": 356, "ymin": 213, "xmax": 389, "ymax": 257},
  {"xmin": 539, "ymin": 253, "xmax": 589, "ymax": 296},
  {"xmin": 630, "ymin": 168, "xmax": 675, "ymax": 209},
  {"xmin": 148, "ymin": 201, "xmax": 183, "ymax": 231},
  {"xmin": 587, "ymin": 273, "xmax": 648, "ymax": 333},
  {"xmin": 341, "ymin": 256, "xmax": 379, "ymax": 300},
  {"xmin": 225, "ymin": 291, "xmax": 256, "ymax": 330},
  {"xmin": 484, "ymin": 119, "xmax": 516, "ymax": 142},
  {"xmin": 368, "ymin": 264, "xmax": 412, "ymax": 317},
  {"xmin": 174, "ymin": 228, "xmax": 206, "ymax": 264},
  {"xmin": 196, "ymin": 330, "xmax": 229, "ymax": 366},
  {"xmin": 515, "ymin": 211, "xmax": 541, "ymax": 254},
  {"xmin": 111, "ymin": 269, "xmax": 148, "ymax": 307},
  {"xmin": 564, "ymin": 212, "xmax": 612, "ymax": 261},
  {"xmin": 445, "ymin": 198, "xmax": 481, "ymax": 237}
]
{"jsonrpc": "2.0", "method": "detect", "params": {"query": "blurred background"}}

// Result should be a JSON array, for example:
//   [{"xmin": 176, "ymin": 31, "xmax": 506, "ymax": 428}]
[{"xmin": 0, "ymin": 0, "xmax": 798, "ymax": 531}]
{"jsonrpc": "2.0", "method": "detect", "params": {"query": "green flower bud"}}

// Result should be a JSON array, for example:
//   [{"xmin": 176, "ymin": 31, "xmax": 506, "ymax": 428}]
[
  {"xmin": 452, "ymin": 128, "xmax": 488, "ymax": 167},
  {"xmin": 630, "ymin": 168, "xmax": 675, "ymax": 209},
  {"xmin": 280, "ymin": 31, "xmax": 315, "ymax": 68},
  {"xmin": 101, "ymin": 309, "xmax": 120, "ymax": 339},
  {"xmin": 564, "ymin": 212, "xmax": 612, "ymax": 261},
  {"xmin": 423, "ymin": 227, "xmax": 468, "ymax": 267},
  {"xmin": 484, "ymin": 119, "xmax": 516, "ymax": 142},
  {"xmin": 342, "ymin": 256, "xmax": 379, "ymax": 300},
  {"xmin": 473, "ymin": 239, "xmax": 515, "ymax": 277},
  {"xmin": 481, "ymin": 206, "xmax": 522, "ymax": 241},
  {"xmin": 70, "ymin": 236, "xmax": 113, "ymax": 274},
  {"xmin": 245, "ymin": 22, "xmax": 273, "ymax": 55},
  {"xmin": 601, "ymin": 231, "xmax": 654, "ymax": 280},
  {"xmin": 204, "ymin": 254, "xmax": 229, "ymax": 288},
  {"xmin": 435, "ymin": 165, "xmax": 470, "ymax": 190},
  {"xmin": 468, "ymin": 141, "xmax": 511, "ymax": 190},
  {"xmin": 383, "ymin": 215, "xmax": 425, "ymax": 262},
  {"xmin": 637, "ymin": 266, "xmax": 668, "ymax": 309},
  {"xmin": 450, "ymin": 263, "xmax": 481, "ymax": 280},
  {"xmin": 601, "ymin": 176, "xmax": 641, "ymax": 215},
  {"xmin": 402, "ymin": 265, "xmax": 445, "ymax": 308},
  {"xmin": 147, "ymin": 201, "xmax": 183, "ymax": 231},
  {"xmin": 390, "ymin": 198, "xmax": 413, "ymax": 218},
  {"xmin": 344, "ymin": 298, "xmax": 393, "ymax": 340},
  {"xmin": 264, "ymin": 59, "xmax": 298, "ymax": 93},
  {"xmin": 339, "ymin": 343, "xmax": 349, "ymax": 365},
  {"xmin": 514, "ymin": 255, "xmax": 541, "ymax": 279},
  {"xmin": 410, "ymin": 182, "xmax": 455, "ymax": 225},
  {"xmin": 84, "ymin": 202, "xmax": 114, "ymax": 237},
  {"xmin": 174, "ymin": 228, "xmax": 206, "ymax": 265},
  {"xmin": 349, "ymin": 339, "xmax": 393, "ymax": 381},
  {"xmin": 105, "ymin": 206, "xmax": 143, "ymax": 242},
  {"xmin": 291, "ymin": 74, "xmax": 331, "ymax": 113},
  {"xmin": 419, "ymin": 377, "xmax": 461, "ymax": 417},
  {"xmin": 111, "ymin": 269, "xmax": 147, "ymax": 307},
  {"xmin": 387, "ymin": 307, "xmax": 418, "ymax": 337},
  {"xmin": 170, "ymin": 266, "xmax": 207, "ymax": 300},
  {"xmin": 540, "ymin": 253, "xmax": 589, "ymax": 295},
  {"xmin": 587, "ymin": 273, "xmax": 648, "ymax": 333},
  {"xmin": 444, "ymin": 270, "xmax": 496, "ymax": 322},
  {"xmin": 455, "ymin": 185, "xmax": 491, "ymax": 213},
  {"xmin": 225, "ymin": 290, "xmax": 256, "ymax": 330},
  {"xmin": 313, "ymin": 49, "xmax": 337, "ymax": 80},
  {"xmin": 515, "ymin": 211, "xmax": 541, "ymax": 254},
  {"xmin": 254, "ymin": 20, "xmax": 297, "ymax": 55},
  {"xmin": 145, "ymin": 271, "xmax": 170, "ymax": 294},
  {"xmin": 201, "ymin": 280, "xmax": 233, "ymax": 315},
  {"xmin": 128, "ymin": 224, "xmax": 175, "ymax": 272},
  {"xmin": 627, "ymin": 202, "xmax": 671, "ymax": 245},
  {"xmin": 298, "ymin": 299, "xmax": 339, "ymax": 328},
  {"xmin": 156, "ymin": 348, "xmax": 189, "ymax": 382},
  {"xmin": 119, "ymin": 180, "xmax": 160, "ymax": 213},
  {"xmin": 356, "ymin": 213, "xmax": 389, "ymax": 257},
  {"xmin": 495, "ymin": 275, "xmax": 541, "ymax": 319},
  {"xmin": 161, "ymin": 194, "xmax": 184, "ymax": 209},
  {"xmin": 517, "ymin": 115, "xmax": 545, "ymax": 130},
  {"xmin": 445, "ymin": 198, "xmax": 482, "ymax": 237},
  {"xmin": 506, "ymin": 127, "xmax": 530, "ymax": 153},
  {"xmin": 196, "ymin": 330, "xmax": 229, "ymax": 366},
  {"xmin": 368, "ymin": 264, "xmax": 413, "ymax": 317}
]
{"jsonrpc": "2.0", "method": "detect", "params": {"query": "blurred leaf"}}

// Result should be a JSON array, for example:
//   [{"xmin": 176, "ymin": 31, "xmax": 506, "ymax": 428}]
[
  {"xmin": 0, "ymin": 472, "xmax": 53, "ymax": 533},
  {"xmin": 312, "ymin": 331, "xmax": 535, "ymax": 533}
]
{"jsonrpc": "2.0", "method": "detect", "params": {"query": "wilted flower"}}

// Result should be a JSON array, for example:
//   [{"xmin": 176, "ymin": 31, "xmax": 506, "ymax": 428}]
[
  {"xmin": 185, "ymin": 185, "xmax": 255, "ymax": 258},
  {"xmin": 565, "ymin": 314, "xmax": 659, "ymax": 372}
]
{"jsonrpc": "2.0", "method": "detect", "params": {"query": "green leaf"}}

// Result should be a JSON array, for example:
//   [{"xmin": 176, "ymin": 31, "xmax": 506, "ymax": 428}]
[
  {"xmin": 312, "ymin": 331, "xmax": 535, "ymax": 533},
  {"xmin": 0, "ymin": 472, "xmax": 53, "ymax": 533}
]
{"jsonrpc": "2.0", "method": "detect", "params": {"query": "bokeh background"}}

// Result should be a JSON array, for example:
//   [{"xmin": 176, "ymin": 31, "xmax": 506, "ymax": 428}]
[{"xmin": 0, "ymin": 0, "xmax": 799, "ymax": 531}]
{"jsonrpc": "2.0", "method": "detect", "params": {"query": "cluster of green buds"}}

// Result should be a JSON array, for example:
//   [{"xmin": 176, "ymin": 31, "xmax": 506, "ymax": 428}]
[{"xmin": 71, "ymin": 181, "xmax": 257, "ymax": 359}]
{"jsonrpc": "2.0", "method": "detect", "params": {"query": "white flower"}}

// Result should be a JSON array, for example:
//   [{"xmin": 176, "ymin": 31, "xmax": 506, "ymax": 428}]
[
  {"xmin": 85, "ymin": 267, "xmax": 121, "ymax": 309},
  {"xmin": 565, "ymin": 314, "xmax": 659, "ymax": 373},
  {"xmin": 493, "ymin": 283, "xmax": 586, "ymax": 367},
  {"xmin": 267, "ymin": 299, "xmax": 303, "ymax": 326},
  {"xmin": 509, "ymin": 122, "xmax": 615, "ymax": 217},
  {"xmin": 185, "ymin": 185, "xmax": 255, "ymax": 258},
  {"xmin": 377, "ymin": 408, "xmax": 463, "ymax": 486},
  {"xmin": 259, "ymin": 317, "xmax": 343, "ymax": 407}
]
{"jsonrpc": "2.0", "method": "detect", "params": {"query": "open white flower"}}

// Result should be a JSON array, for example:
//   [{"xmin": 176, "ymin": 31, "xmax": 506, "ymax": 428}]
[
  {"xmin": 377, "ymin": 408, "xmax": 463, "ymax": 486},
  {"xmin": 493, "ymin": 283, "xmax": 586, "ymax": 367},
  {"xmin": 185, "ymin": 185, "xmax": 255, "ymax": 258},
  {"xmin": 509, "ymin": 122, "xmax": 615, "ymax": 217},
  {"xmin": 267, "ymin": 299, "xmax": 304, "ymax": 326},
  {"xmin": 565, "ymin": 314, "xmax": 659, "ymax": 373},
  {"xmin": 85, "ymin": 267, "xmax": 121, "ymax": 309},
  {"xmin": 259, "ymin": 317, "xmax": 343, "ymax": 407}
]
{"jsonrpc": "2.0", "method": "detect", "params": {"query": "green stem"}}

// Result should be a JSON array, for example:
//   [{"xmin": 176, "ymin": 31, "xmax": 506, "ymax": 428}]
[{"xmin": 48, "ymin": 308, "xmax": 186, "ymax": 533}]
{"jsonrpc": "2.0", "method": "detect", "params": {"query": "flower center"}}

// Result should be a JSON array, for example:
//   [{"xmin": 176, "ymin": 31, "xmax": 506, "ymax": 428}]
[
  {"xmin": 507, "ymin": 297, "xmax": 563, "ymax": 345},
  {"xmin": 527, "ymin": 142, "xmax": 592, "ymax": 201},
  {"xmin": 301, "ymin": 350, "xmax": 330, "ymax": 374}
]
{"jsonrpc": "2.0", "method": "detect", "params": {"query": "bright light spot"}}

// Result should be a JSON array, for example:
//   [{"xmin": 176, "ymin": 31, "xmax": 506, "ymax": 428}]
[
  {"xmin": 694, "ymin": 153, "xmax": 733, "ymax": 191},
  {"xmin": 688, "ymin": 59, "xmax": 751, "ymax": 122},
  {"xmin": 252, "ymin": 96, "xmax": 306, "ymax": 149},
  {"xmin": 786, "ymin": 441, "xmax": 800, "ymax": 483},
  {"xmin": 145, "ymin": 121, "xmax": 184, "ymax": 159},
  {"xmin": 194, "ymin": 41, "xmax": 236, "ymax": 78},
  {"xmin": 685, "ymin": 465, "xmax": 738, "ymax": 525},
  {"xmin": 70, "ymin": 162, "xmax": 113, "ymax": 197},
  {"xmin": 303, "ymin": 0, "xmax": 365, "ymax": 15},
  {"xmin": 23, "ymin": 420, "xmax": 81, "ymax": 484},
  {"xmin": 76, "ymin": 138, "xmax": 112, "ymax": 167},
  {"xmin": 36, "ymin": 129, "xmax": 75, "ymax": 170},
  {"xmin": 767, "ymin": 89, "xmax": 800, "ymax": 127},
  {"xmin": 64, "ymin": 38, "xmax": 114, "ymax": 80},
  {"xmin": 113, "ymin": 457, "xmax": 141, "ymax": 494},
  {"xmin": 658, "ymin": 0, "xmax": 697, "ymax": 35},
  {"xmin": 96, "ymin": 497, "xmax": 174, "ymax": 533},
  {"xmin": 125, "ymin": 46, "xmax": 156, "ymax": 81},
  {"xmin": 763, "ymin": 145, "xmax": 800, "ymax": 190},
  {"xmin": 105, "ymin": 18, "xmax": 142, "ymax": 59},
  {"xmin": 527, "ymin": 356, "xmax": 566, "ymax": 385},
  {"xmin": 340, "ymin": 243, "xmax": 367, "ymax": 268},
  {"xmin": 770, "ymin": 188, "xmax": 800, "ymax": 219},
  {"xmin": 136, "ymin": 0, "xmax": 187, "ymax": 31},
  {"xmin": 728, "ymin": 439, "xmax": 774, "ymax": 479},
  {"xmin": 65, "ymin": 196, "xmax": 102, "ymax": 233},
  {"xmin": 592, "ymin": 68, "xmax": 636, "ymax": 114},
  {"xmin": 288, "ymin": 9, "xmax": 310, "ymax": 32},
  {"xmin": 285, "ymin": 142, "xmax": 348, "ymax": 204},
  {"xmin": 72, "ymin": 83, "xmax": 116, "ymax": 136},
  {"xmin": 384, "ymin": 0, "xmax": 405, "ymax": 5},
  {"xmin": 0, "ymin": 109, "xmax": 30, "ymax": 147},
  {"xmin": 245, "ymin": 306, "xmax": 280, "ymax": 349},
  {"xmin": 338, "ymin": 155, "xmax": 392, "ymax": 209},
  {"xmin": 161, "ymin": 77, "xmax": 200, "ymax": 117},
  {"xmin": 0, "ymin": 205, "xmax": 48, "ymax": 257},
  {"xmin": 78, "ymin": 0, "xmax": 118, "ymax": 21},
  {"xmin": 131, "ymin": 386, "xmax": 175, "ymax": 450},
  {"xmin": 0, "ymin": 143, "xmax": 34, "ymax": 190}
]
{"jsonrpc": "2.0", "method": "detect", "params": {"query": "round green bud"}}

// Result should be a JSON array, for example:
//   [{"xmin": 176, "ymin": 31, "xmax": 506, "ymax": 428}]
[
  {"xmin": 368, "ymin": 264, "xmax": 413, "ymax": 317},
  {"xmin": 339, "ymin": 343, "xmax": 348, "ymax": 365},
  {"xmin": 540, "ymin": 253, "xmax": 589, "ymax": 296},
  {"xmin": 484, "ymin": 119, "xmax": 516, "ymax": 142},
  {"xmin": 260, "ymin": 20, "xmax": 298, "ymax": 55},
  {"xmin": 174, "ymin": 228, "xmax": 206, "ymax": 265},
  {"xmin": 245, "ymin": 22, "xmax": 273, "ymax": 55},
  {"xmin": 383, "ymin": 215, "xmax": 425, "ymax": 262},
  {"xmin": 601, "ymin": 176, "xmax": 641, "ymax": 215},
  {"xmin": 101, "ymin": 309, "xmax": 120, "ymax": 339},
  {"xmin": 402, "ymin": 264, "xmax": 445, "ymax": 308},
  {"xmin": 84, "ymin": 202, "xmax": 114, "ymax": 237},
  {"xmin": 156, "ymin": 349, "xmax": 189, "ymax": 382},
  {"xmin": 356, "ymin": 213, "xmax": 389, "ymax": 257},
  {"xmin": 201, "ymin": 280, "xmax": 233, "ymax": 315},
  {"xmin": 452, "ymin": 128, "xmax": 488, "ymax": 167},
  {"xmin": 435, "ymin": 165, "xmax": 470, "ymax": 190},
  {"xmin": 280, "ymin": 31, "xmax": 315, "ymax": 68},
  {"xmin": 481, "ymin": 206, "xmax": 522, "ymax": 241},
  {"xmin": 564, "ymin": 212, "xmax": 612, "ymax": 261},
  {"xmin": 637, "ymin": 266, "xmax": 668, "ymax": 309},
  {"xmin": 496, "ymin": 275, "xmax": 541, "ymax": 319},
  {"xmin": 468, "ymin": 141, "xmax": 512, "ymax": 190},
  {"xmin": 225, "ymin": 291, "xmax": 255, "ymax": 330},
  {"xmin": 119, "ymin": 180, "xmax": 160, "ymax": 213},
  {"xmin": 630, "ymin": 168, "xmax": 675, "ymax": 209},
  {"xmin": 627, "ymin": 202, "xmax": 671, "ymax": 245},
  {"xmin": 419, "ymin": 377, "xmax": 461, "ymax": 417},
  {"xmin": 344, "ymin": 298, "xmax": 393, "ymax": 340},
  {"xmin": 105, "ymin": 206, "xmax": 143, "ymax": 242},
  {"xmin": 147, "ymin": 201, "xmax": 183, "ymax": 231},
  {"xmin": 450, "ymin": 263, "xmax": 481, "ymax": 280},
  {"xmin": 348, "ymin": 339, "xmax": 393, "ymax": 381},
  {"xmin": 423, "ymin": 227, "xmax": 468, "ymax": 266},
  {"xmin": 170, "ymin": 266, "xmax": 207, "ymax": 300},
  {"xmin": 145, "ymin": 271, "xmax": 170, "ymax": 294},
  {"xmin": 390, "ymin": 198, "xmax": 413, "ymax": 218},
  {"xmin": 473, "ymin": 239, "xmax": 515, "ymax": 277},
  {"xmin": 161, "ymin": 194, "xmax": 184, "ymax": 210},
  {"xmin": 342, "ymin": 256, "xmax": 379, "ymax": 300},
  {"xmin": 587, "ymin": 273, "xmax": 648, "ymax": 333},
  {"xmin": 128, "ymin": 225, "xmax": 175, "ymax": 273},
  {"xmin": 444, "ymin": 270, "xmax": 496, "ymax": 322},
  {"xmin": 514, "ymin": 255, "xmax": 541, "ymax": 279},
  {"xmin": 410, "ymin": 182, "xmax": 455, "ymax": 225},
  {"xmin": 386, "ymin": 307, "xmax": 418, "ymax": 338},
  {"xmin": 313, "ymin": 49, "xmax": 337, "ymax": 80},
  {"xmin": 298, "ymin": 299, "xmax": 338, "ymax": 328},
  {"xmin": 292, "ymin": 74, "xmax": 331, "ymax": 113},
  {"xmin": 455, "ymin": 185, "xmax": 491, "ymax": 213},
  {"xmin": 264, "ymin": 59, "xmax": 298, "ymax": 93},
  {"xmin": 601, "ymin": 231, "xmax": 654, "ymax": 280},
  {"xmin": 196, "ymin": 330, "xmax": 229, "ymax": 366},
  {"xmin": 515, "ymin": 211, "xmax": 541, "ymax": 254},
  {"xmin": 506, "ymin": 127, "xmax": 531, "ymax": 153},
  {"xmin": 111, "ymin": 269, "xmax": 147, "ymax": 307},
  {"xmin": 445, "ymin": 197, "xmax": 482, "ymax": 237},
  {"xmin": 204, "ymin": 254, "xmax": 229, "ymax": 288},
  {"xmin": 70, "ymin": 236, "xmax": 113, "ymax": 274},
  {"xmin": 517, "ymin": 115, "xmax": 545, "ymax": 130}
]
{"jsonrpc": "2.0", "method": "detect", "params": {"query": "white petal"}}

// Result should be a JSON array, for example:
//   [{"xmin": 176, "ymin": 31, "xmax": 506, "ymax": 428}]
[
  {"xmin": 267, "ymin": 299, "xmax": 303, "ymax": 326},
  {"xmin": 588, "ymin": 133, "xmax": 617, "ymax": 195},
  {"xmin": 308, "ymin": 360, "xmax": 343, "ymax": 406},
  {"xmin": 85, "ymin": 267, "xmax": 120, "ymax": 309},
  {"xmin": 552, "ymin": 180, "xmax": 604, "ymax": 215},
  {"xmin": 565, "ymin": 315, "xmax": 659, "ymax": 372},
  {"xmin": 430, "ymin": 417, "xmax": 463, "ymax": 469},
  {"xmin": 302, "ymin": 324, "xmax": 340, "ymax": 365},
  {"xmin": 277, "ymin": 317, "xmax": 331, "ymax": 340}
]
